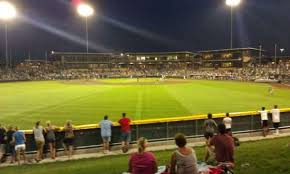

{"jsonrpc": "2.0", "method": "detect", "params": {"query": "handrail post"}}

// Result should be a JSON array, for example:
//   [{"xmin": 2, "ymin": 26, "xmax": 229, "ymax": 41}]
[{"xmin": 166, "ymin": 122, "xmax": 169, "ymax": 144}]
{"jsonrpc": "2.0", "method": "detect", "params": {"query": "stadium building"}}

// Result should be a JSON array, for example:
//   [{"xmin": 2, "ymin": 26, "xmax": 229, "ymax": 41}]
[
  {"xmin": 50, "ymin": 51, "xmax": 196, "ymax": 69},
  {"xmin": 50, "ymin": 48, "xmax": 266, "ymax": 70},
  {"xmin": 196, "ymin": 47, "xmax": 264, "ymax": 68}
]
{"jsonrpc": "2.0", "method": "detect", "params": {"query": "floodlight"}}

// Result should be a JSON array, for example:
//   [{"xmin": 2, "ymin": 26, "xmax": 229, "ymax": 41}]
[
  {"xmin": 226, "ymin": 0, "xmax": 241, "ymax": 7},
  {"xmin": 77, "ymin": 3, "xmax": 94, "ymax": 17},
  {"xmin": 0, "ymin": 1, "xmax": 17, "ymax": 20}
]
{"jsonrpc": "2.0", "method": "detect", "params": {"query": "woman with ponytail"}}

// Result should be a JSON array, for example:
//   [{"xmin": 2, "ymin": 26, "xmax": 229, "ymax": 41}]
[{"xmin": 128, "ymin": 137, "xmax": 157, "ymax": 174}]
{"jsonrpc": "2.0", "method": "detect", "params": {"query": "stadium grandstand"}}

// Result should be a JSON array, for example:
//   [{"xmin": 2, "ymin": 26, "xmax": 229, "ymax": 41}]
[{"xmin": 0, "ymin": 47, "xmax": 289, "ymax": 82}]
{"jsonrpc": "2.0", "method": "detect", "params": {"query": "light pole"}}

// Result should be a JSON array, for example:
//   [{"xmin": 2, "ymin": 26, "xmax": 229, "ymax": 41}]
[
  {"xmin": 259, "ymin": 45, "xmax": 262, "ymax": 66},
  {"xmin": 77, "ymin": 3, "xmax": 94, "ymax": 53},
  {"xmin": 0, "ymin": 1, "xmax": 17, "ymax": 69},
  {"xmin": 226, "ymin": 0, "xmax": 241, "ymax": 49},
  {"xmin": 274, "ymin": 43, "xmax": 277, "ymax": 64}
]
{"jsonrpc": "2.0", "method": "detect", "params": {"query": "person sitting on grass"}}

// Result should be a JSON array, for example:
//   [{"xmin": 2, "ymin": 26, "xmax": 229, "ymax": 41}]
[
  {"xmin": 63, "ymin": 120, "xmax": 75, "ymax": 159},
  {"xmin": 170, "ymin": 133, "xmax": 198, "ymax": 174},
  {"xmin": 45, "ymin": 121, "xmax": 58, "ymax": 159},
  {"xmin": 209, "ymin": 124, "xmax": 235, "ymax": 169},
  {"xmin": 99, "ymin": 115, "xmax": 113, "ymax": 154},
  {"xmin": 33, "ymin": 121, "xmax": 45, "ymax": 162},
  {"xmin": 129, "ymin": 137, "xmax": 157, "ymax": 174},
  {"xmin": 204, "ymin": 136, "xmax": 216, "ymax": 165},
  {"xmin": 13, "ymin": 126, "xmax": 26, "ymax": 165}
]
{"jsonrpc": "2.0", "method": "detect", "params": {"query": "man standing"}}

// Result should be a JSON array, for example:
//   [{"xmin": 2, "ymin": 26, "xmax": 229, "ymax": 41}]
[
  {"xmin": 0, "ymin": 124, "xmax": 7, "ymax": 163},
  {"xmin": 203, "ymin": 113, "xmax": 217, "ymax": 139},
  {"xmin": 259, "ymin": 107, "xmax": 269, "ymax": 137},
  {"xmin": 13, "ymin": 126, "xmax": 26, "ymax": 165},
  {"xmin": 271, "ymin": 105, "xmax": 280, "ymax": 135},
  {"xmin": 223, "ymin": 113, "xmax": 232, "ymax": 136},
  {"xmin": 118, "ymin": 113, "xmax": 131, "ymax": 153},
  {"xmin": 210, "ymin": 124, "xmax": 235, "ymax": 168},
  {"xmin": 99, "ymin": 115, "xmax": 113, "ymax": 154}
]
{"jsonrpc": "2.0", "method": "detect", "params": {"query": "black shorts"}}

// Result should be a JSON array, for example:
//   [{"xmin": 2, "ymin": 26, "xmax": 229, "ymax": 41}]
[
  {"xmin": 273, "ymin": 123, "xmax": 280, "ymax": 129},
  {"xmin": 47, "ymin": 138, "xmax": 56, "ymax": 143},
  {"xmin": 262, "ymin": 120, "xmax": 268, "ymax": 127},
  {"xmin": 6, "ymin": 144, "xmax": 15, "ymax": 155},
  {"xmin": 63, "ymin": 138, "xmax": 74, "ymax": 146},
  {"xmin": 204, "ymin": 132, "xmax": 214, "ymax": 139},
  {"xmin": 120, "ymin": 132, "xmax": 131, "ymax": 142}
]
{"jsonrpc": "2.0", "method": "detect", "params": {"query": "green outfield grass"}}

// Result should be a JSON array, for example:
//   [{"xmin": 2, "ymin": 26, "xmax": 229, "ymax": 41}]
[
  {"xmin": 1, "ymin": 137, "xmax": 290, "ymax": 174},
  {"xmin": 0, "ymin": 79, "xmax": 289, "ymax": 129}
]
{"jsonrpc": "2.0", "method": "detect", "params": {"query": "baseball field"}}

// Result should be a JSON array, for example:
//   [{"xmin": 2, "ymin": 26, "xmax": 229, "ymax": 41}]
[{"xmin": 0, "ymin": 78, "xmax": 289, "ymax": 129}]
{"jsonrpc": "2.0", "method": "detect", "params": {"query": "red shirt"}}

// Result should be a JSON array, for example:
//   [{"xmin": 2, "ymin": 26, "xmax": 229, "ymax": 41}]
[
  {"xmin": 118, "ymin": 117, "xmax": 131, "ymax": 133},
  {"xmin": 210, "ymin": 134, "xmax": 235, "ymax": 163},
  {"xmin": 129, "ymin": 152, "xmax": 156, "ymax": 174}
]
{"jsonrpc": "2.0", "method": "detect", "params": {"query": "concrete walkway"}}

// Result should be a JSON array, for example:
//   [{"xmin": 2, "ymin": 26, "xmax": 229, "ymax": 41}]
[{"xmin": 1, "ymin": 130, "xmax": 290, "ymax": 168}]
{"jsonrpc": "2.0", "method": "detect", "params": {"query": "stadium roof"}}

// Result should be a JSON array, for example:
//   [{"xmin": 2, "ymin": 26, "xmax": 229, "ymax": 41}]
[
  {"xmin": 50, "ymin": 51, "xmax": 116, "ymax": 56},
  {"xmin": 198, "ymin": 47, "xmax": 265, "ymax": 53},
  {"xmin": 124, "ymin": 51, "xmax": 195, "ymax": 56}
]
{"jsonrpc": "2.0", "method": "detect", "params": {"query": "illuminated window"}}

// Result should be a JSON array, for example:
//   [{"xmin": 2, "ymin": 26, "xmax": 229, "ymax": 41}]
[
  {"xmin": 222, "ymin": 53, "xmax": 232, "ymax": 59},
  {"xmin": 222, "ymin": 62, "xmax": 232, "ymax": 67},
  {"xmin": 204, "ymin": 54, "xmax": 213, "ymax": 59}
]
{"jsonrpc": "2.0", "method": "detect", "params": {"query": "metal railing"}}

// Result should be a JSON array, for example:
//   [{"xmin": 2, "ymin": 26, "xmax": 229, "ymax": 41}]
[{"xmin": 23, "ymin": 108, "xmax": 290, "ymax": 152}]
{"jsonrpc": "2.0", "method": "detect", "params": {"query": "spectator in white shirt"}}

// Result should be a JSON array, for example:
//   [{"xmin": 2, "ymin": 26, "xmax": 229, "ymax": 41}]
[
  {"xmin": 259, "ymin": 107, "xmax": 269, "ymax": 137},
  {"xmin": 223, "ymin": 113, "xmax": 232, "ymax": 136},
  {"xmin": 271, "ymin": 105, "xmax": 280, "ymax": 135}
]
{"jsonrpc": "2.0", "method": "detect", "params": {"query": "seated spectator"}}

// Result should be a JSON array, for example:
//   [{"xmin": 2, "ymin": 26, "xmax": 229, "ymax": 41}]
[
  {"xmin": 204, "ymin": 137, "xmax": 216, "ymax": 165},
  {"xmin": 33, "ymin": 121, "xmax": 45, "ymax": 162},
  {"xmin": 13, "ymin": 126, "xmax": 26, "ymax": 165},
  {"xmin": 45, "ymin": 121, "xmax": 58, "ymax": 159},
  {"xmin": 129, "ymin": 137, "xmax": 157, "ymax": 174},
  {"xmin": 63, "ymin": 120, "xmax": 74, "ymax": 159},
  {"xmin": 170, "ymin": 133, "xmax": 198, "ymax": 174},
  {"xmin": 209, "ymin": 124, "xmax": 235, "ymax": 168},
  {"xmin": 6, "ymin": 125, "xmax": 15, "ymax": 163}
]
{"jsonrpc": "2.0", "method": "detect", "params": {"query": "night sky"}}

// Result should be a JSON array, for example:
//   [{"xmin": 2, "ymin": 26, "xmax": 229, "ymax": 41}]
[{"xmin": 0, "ymin": 0, "xmax": 290, "ymax": 60}]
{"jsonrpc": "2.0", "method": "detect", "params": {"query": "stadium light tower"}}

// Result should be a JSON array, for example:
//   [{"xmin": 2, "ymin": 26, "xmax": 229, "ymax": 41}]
[
  {"xmin": 226, "ymin": 0, "xmax": 241, "ymax": 49},
  {"xmin": 0, "ymin": 1, "xmax": 17, "ymax": 69},
  {"xmin": 77, "ymin": 3, "xmax": 94, "ymax": 53}
]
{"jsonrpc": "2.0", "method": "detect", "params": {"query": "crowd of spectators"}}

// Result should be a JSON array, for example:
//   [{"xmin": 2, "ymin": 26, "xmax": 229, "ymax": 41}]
[{"xmin": 0, "ymin": 60, "xmax": 289, "ymax": 82}]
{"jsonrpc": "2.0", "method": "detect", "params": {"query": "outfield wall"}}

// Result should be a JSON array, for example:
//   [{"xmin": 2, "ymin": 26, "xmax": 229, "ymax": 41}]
[{"xmin": 23, "ymin": 108, "xmax": 290, "ymax": 153}]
